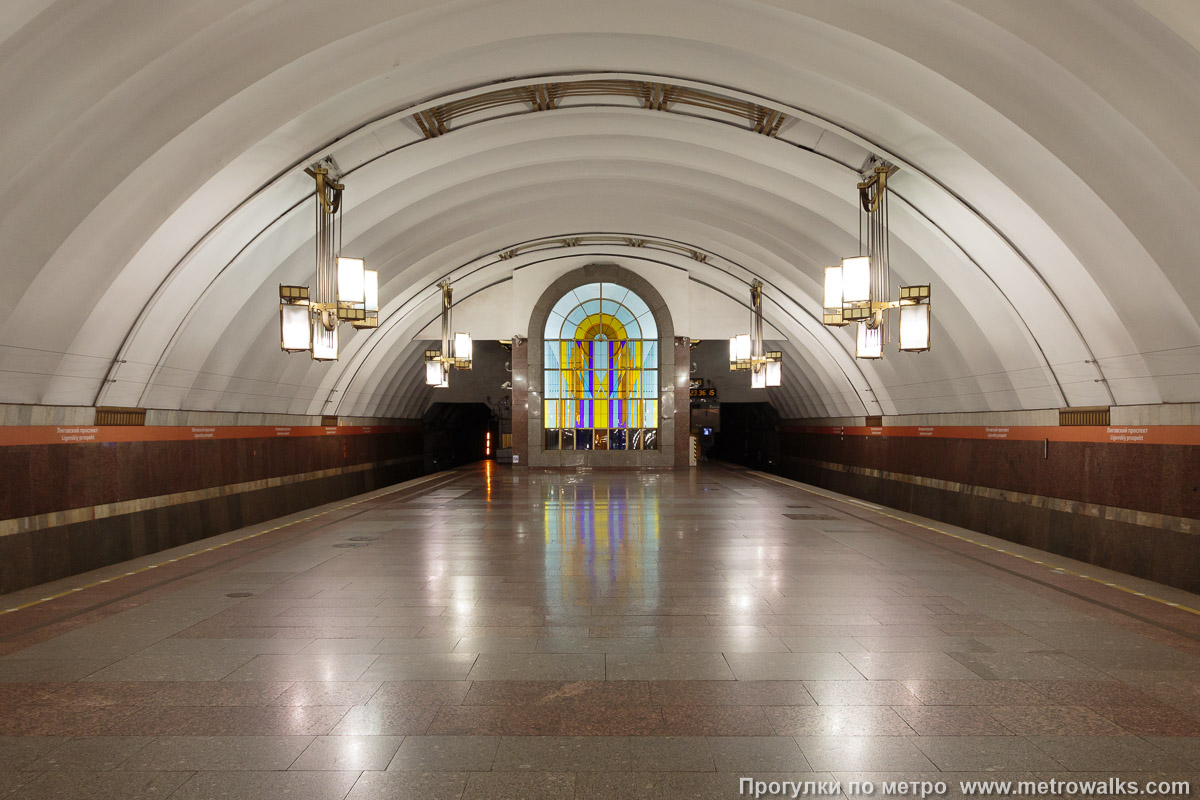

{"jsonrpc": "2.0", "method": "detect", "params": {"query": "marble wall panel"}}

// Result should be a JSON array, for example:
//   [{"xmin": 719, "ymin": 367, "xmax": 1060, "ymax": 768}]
[
  {"xmin": 781, "ymin": 432, "xmax": 1199, "ymax": 520},
  {"xmin": 2, "ymin": 429, "xmax": 423, "ymax": 522},
  {"xmin": 0, "ymin": 457, "xmax": 424, "ymax": 594}
]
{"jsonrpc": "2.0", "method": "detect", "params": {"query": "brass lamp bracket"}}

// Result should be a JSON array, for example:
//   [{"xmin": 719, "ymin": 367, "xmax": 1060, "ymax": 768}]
[
  {"xmin": 304, "ymin": 164, "xmax": 344, "ymax": 214},
  {"xmin": 857, "ymin": 161, "xmax": 898, "ymax": 213}
]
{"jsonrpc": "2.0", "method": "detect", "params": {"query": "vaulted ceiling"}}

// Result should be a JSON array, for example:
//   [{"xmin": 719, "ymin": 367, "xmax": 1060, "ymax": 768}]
[{"xmin": 2, "ymin": 0, "xmax": 1197, "ymax": 419}]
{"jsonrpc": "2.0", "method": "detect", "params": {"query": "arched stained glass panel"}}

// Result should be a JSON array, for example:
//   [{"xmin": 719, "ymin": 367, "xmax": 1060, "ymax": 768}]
[{"xmin": 543, "ymin": 283, "xmax": 659, "ymax": 451}]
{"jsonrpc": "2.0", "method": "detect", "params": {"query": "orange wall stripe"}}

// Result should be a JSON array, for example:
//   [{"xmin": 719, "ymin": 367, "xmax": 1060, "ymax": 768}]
[
  {"xmin": 0, "ymin": 424, "xmax": 419, "ymax": 448},
  {"xmin": 782, "ymin": 424, "xmax": 1200, "ymax": 447}
]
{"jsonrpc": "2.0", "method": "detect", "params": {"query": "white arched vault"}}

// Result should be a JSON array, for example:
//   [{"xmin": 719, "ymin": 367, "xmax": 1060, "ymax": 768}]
[{"xmin": 3, "ymin": 1, "xmax": 1198, "ymax": 421}]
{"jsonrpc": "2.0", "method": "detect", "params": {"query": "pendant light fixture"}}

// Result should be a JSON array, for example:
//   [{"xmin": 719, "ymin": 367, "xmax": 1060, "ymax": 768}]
[
  {"xmin": 279, "ymin": 161, "xmax": 378, "ymax": 361},
  {"xmin": 729, "ymin": 280, "xmax": 782, "ymax": 388},
  {"xmin": 425, "ymin": 281, "xmax": 473, "ymax": 387},
  {"xmin": 822, "ymin": 161, "xmax": 931, "ymax": 357}
]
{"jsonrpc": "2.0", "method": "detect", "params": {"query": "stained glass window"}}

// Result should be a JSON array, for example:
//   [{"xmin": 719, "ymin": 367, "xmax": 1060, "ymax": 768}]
[{"xmin": 543, "ymin": 283, "xmax": 659, "ymax": 450}]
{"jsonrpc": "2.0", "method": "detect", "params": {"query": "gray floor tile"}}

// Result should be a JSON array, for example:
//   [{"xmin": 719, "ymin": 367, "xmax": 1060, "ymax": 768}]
[
  {"xmin": 574, "ymin": 771, "xmax": 732, "ymax": 799},
  {"xmin": 725, "ymin": 653, "xmax": 862, "ymax": 681},
  {"xmin": 0, "ymin": 661, "xmax": 114, "ymax": 683},
  {"xmin": 950, "ymin": 653, "xmax": 1112, "ymax": 681},
  {"xmin": 766, "ymin": 705, "xmax": 915, "ymax": 736},
  {"xmin": 388, "ymin": 735, "xmax": 500, "ymax": 771},
  {"xmin": 492, "ymin": 736, "xmax": 632, "ymax": 771},
  {"xmin": 778, "ymin": 637, "xmax": 866, "ymax": 653},
  {"xmin": 119, "ymin": 735, "xmax": 313, "ymax": 771},
  {"xmin": 795, "ymin": 735, "xmax": 937, "ymax": 771},
  {"xmin": 347, "ymin": 770, "xmax": 468, "ymax": 800},
  {"xmin": 463, "ymin": 771, "xmax": 574, "ymax": 799},
  {"xmin": 271, "ymin": 681, "xmax": 382, "ymax": 707},
  {"xmin": 212, "ymin": 638, "xmax": 316, "ymax": 655},
  {"xmin": 1026, "ymin": 736, "xmax": 1191, "ymax": 772},
  {"xmin": 299, "ymin": 639, "xmax": 384, "ymax": 654},
  {"xmin": 0, "ymin": 738, "xmax": 71, "ymax": 771},
  {"xmin": 467, "ymin": 654, "xmax": 604, "ymax": 681},
  {"xmin": 132, "ymin": 640, "xmax": 241, "ymax": 657},
  {"xmin": 912, "ymin": 735, "xmax": 1065, "ymax": 771},
  {"xmin": 606, "ymin": 654, "xmax": 734, "ymax": 681},
  {"xmin": 630, "ymin": 737, "xmax": 717, "ymax": 771},
  {"xmin": 223, "ymin": 654, "xmax": 380, "ymax": 682},
  {"xmin": 20, "ymin": 736, "xmax": 153, "ymax": 771},
  {"xmin": 804, "ymin": 680, "xmax": 921, "ymax": 706},
  {"xmin": 658, "ymin": 637, "xmax": 788, "ymax": 653},
  {"xmin": 0, "ymin": 772, "xmax": 38, "ymax": 797},
  {"xmin": 6, "ymin": 770, "xmax": 190, "ymax": 800},
  {"xmin": 82, "ymin": 653, "xmax": 253, "ymax": 682},
  {"xmin": 537, "ymin": 637, "xmax": 662, "ymax": 654},
  {"xmin": 329, "ymin": 705, "xmax": 439, "ymax": 735},
  {"xmin": 290, "ymin": 734, "xmax": 403, "ymax": 770},
  {"xmin": 361, "ymin": 653, "xmax": 478, "ymax": 681},
  {"xmin": 171, "ymin": 770, "xmax": 361, "ymax": 800},
  {"xmin": 844, "ymin": 652, "xmax": 977, "ymax": 680},
  {"xmin": 854, "ymin": 636, "xmax": 985, "ymax": 653},
  {"xmin": 1142, "ymin": 737, "xmax": 1200, "ymax": 769},
  {"xmin": 708, "ymin": 736, "xmax": 809, "ymax": 772},
  {"xmin": 374, "ymin": 638, "xmax": 463, "ymax": 654},
  {"xmin": 453, "ymin": 638, "xmax": 539, "ymax": 654}
]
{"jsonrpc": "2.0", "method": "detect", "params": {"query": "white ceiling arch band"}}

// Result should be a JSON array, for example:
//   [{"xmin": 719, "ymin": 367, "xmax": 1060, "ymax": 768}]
[
  {"xmin": 94, "ymin": 70, "xmax": 1104, "ymax": 414},
  {"xmin": 6, "ymin": 2, "xmax": 1197, "ymax": 420},
  {"xmin": 96, "ymin": 115, "xmax": 1090, "ymax": 419}
]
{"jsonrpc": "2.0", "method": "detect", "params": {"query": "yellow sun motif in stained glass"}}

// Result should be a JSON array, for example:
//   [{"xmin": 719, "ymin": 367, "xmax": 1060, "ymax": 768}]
[{"xmin": 574, "ymin": 313, "xmax": 627, "ymax": 342}]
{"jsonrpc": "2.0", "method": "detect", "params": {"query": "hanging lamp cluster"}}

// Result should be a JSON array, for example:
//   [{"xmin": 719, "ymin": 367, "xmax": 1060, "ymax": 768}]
[
  {"xmin": 279, "ymin": 162, "xmax": 379, "ymax": 361},
  {"xmin": 424, "ymin": 281, "xmax": 473, "ymax": 387},
  {"xmin": 822, "ymin": 162, "xmax": 931, "ymax": 358},
  {"xmin": 729, "ymin": 280, "xmax": 783, "ymax": 388}
]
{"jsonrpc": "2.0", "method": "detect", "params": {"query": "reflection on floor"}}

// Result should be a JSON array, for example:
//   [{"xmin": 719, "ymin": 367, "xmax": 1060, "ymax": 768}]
[{"xmin": 1, "ymin": 462, "xmax": 1200, "ymax": 798}]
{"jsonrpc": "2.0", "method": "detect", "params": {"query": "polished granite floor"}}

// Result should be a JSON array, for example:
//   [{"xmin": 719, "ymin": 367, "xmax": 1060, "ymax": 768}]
[{"xmin": 2, "ymin": 462, "xmax": 1200, "ymax": 799}]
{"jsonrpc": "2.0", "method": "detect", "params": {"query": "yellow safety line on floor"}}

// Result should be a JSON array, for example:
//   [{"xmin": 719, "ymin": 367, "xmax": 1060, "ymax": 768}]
[
  {"xmin": 0, "ymin": 471, "xmax": 454, "ymax": 616},
  {"xmin": 747, "ymin": 469, "xmax": 1200, "ymax": 619}
]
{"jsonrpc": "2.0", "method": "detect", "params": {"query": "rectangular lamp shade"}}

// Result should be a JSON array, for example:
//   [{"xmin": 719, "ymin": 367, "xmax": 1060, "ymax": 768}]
[
  {"xmin": 364, "ymin": 270, "xmax": 379, "ymax": 312},
  {"xmin": 735, "ymin": 333, "xmax": 751, "ymax": 361},
  {"xmin": 280, "ymin": 304, "xmax": 311, "ymax": 352},
  {"xmin": 279, "ymin": 284, "xmax": 310, "ymax": 302},
  {"xmin": 765, "ymin": 360, "xmax": 782, "ymax": 387},
  {"xmin": 728, "ymin": 336, "xmax": 737, "ymax": 362},
  {"xmin": 841, "ymin": 256, "xmax": 871, "ymax": 304},
  {"xmin": 337, "ymin": 257, "xmax": 366, "ymax": 305},
  {"xmin": 856, "ymin": 322, "xmax": 883, "ymax": 359},
  {"xmin": 426, "ymin": 360, "xmax": 448, "ymax": 387},
  {"xmin": 751, "ymin": 366, "xmax": 766, "ymax": 389},
  {"xmin": 352, "ymin": 312, "xmax": 378, "ymax": 330},
  {"xmin": 899, "ymin": 303, "xmax": 931, "ymax": 351},
  {"xmin": 312, "ymin": 323, "xmax": 338, "ymax": 361},
  {"xmin": 453, "ymin": 332, "xmax": 472, "ymax": 361},
  {"xmin": 823, "ymin": 266, "xmax": 843, "ymax": 309}
]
